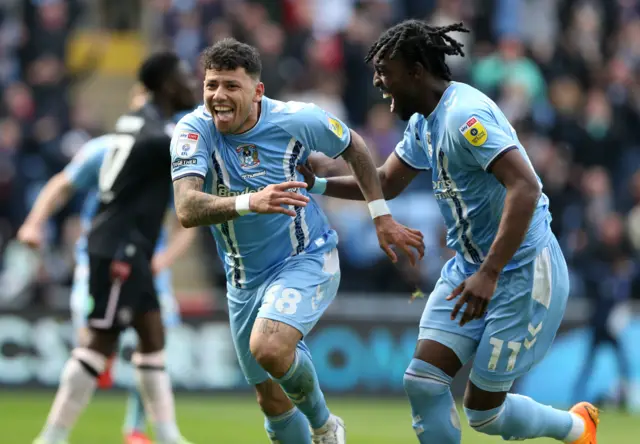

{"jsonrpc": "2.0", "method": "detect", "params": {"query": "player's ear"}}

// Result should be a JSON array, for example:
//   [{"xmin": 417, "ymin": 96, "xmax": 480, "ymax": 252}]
[
  {"xmin": 411, "ymin": 61, "xmax": 425, "ymax": 79},
  {"xmin": 253, "ymin": 81, "xmax": 265, "ymax": 103}
]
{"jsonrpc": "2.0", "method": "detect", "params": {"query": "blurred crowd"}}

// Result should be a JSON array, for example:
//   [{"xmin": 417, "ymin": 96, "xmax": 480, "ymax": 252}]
[{"xmin": 0, "ymin": 0, "xmax": 639, "ymax": 309}]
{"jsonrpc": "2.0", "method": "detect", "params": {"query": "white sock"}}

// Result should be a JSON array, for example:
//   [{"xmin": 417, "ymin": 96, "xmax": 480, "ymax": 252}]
[
  {"xmin": 133, "ymin": 351, "xmax": 181, "ymax": 442},
  {"xmin": 313, "ymin": 414, "xmax": 335, "ymax": 435},
  {"xmin": 39, "ymin": 348, "xmax": 106, "ymax": 442},
  {"xmin": 564, "ymin": 413, "xmax": 586, "ymax": 442}
]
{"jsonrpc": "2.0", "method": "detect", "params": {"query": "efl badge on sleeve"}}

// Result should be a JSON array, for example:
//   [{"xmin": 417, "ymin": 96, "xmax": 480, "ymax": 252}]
[
  {"xmin": 177, "ymin": 132, "xmax": 199, "ymax": 157},
  {"xmin": 236, "ymin": 144, "xmax": 260, "ymax": 169},
  {"xmin": 458, "ymin": 117, "xmax": 487, "ymax": 146},
  {"xmin": 328, "ymin": 117, "xmax": 344, "ymax": 138}
]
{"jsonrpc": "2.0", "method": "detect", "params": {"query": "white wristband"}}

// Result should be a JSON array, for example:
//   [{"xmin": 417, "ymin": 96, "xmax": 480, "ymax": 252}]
[
  {"xmin": 309, "ymin": 177, "xmax": 327, "ymax": 194},
  {"xmin": 368, "ymin": 199, "xmax": 391, "ymax": 219},
  {"xmin": 235, "ymin": 193, "xmax": 252, "ymax": 216}
]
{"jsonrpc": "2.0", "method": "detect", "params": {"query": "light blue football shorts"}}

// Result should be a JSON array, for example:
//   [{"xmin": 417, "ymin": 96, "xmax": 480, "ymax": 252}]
[
  {"xmin": 227, "ymin": 246, "xmax": 340, "ymax": 385},
  {"xmin": 419, "ymin": 235, "xmax": 569, "ymax": 392}
]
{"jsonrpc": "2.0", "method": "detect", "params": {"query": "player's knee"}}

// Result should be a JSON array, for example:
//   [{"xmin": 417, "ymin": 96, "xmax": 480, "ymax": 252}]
[
  {"xmin": 403, "ymin": 358, "xmax": 452, "ymax": 399},
  {"xmin": 464, "ymin": 406, "xmax": 505, "ymax": 436},
  {"xmin": 132, "ymin": 350, "xmax": 166, "ymax": 371},
  {"xmin": 251, "ymin": 339, "xmax": 291, "ymax": 373},
  {"xmin": 255, "ymin": 380, "xmax": 293, "ymax": 416},
  {"xmin": 72, "ymin": 347, "xmax": 108, "ymax": 377}
]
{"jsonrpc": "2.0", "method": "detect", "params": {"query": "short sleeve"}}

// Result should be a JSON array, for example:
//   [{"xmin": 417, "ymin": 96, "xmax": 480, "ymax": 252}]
[
  {"xmin": 394, "ymin": 115, "xmax": 430, "ymax": 170},
  {"xmin": 63, "ymin": 136, "xmax": 108, "ymax": 190},
  {"xmin": 296, "ymin": 105, "xmax": 351, "ymax": 159},
  {"xmin": 170, "ymin": 117, "xmax": 210, "ymax": 181},
  {"xmin": 450, "ymin": 110, "xmax": 517, "ymax": 171}
]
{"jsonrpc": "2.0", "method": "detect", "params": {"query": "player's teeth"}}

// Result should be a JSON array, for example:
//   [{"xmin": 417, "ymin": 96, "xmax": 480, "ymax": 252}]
[{"xmin": 382, "ymin": 93, "xmax": 392, "ymax": 99}]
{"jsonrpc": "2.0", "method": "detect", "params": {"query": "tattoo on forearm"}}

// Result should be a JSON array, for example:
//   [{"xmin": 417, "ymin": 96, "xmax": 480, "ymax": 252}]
[
  {"xmin": 256, "ymin": 319, "xmax": 281, "ymax": 335},
  {"xmin": 343, "ymin": 135, "xmax": 384, "ymax": 201},
  {"xmin": 173, "ymin": 176, "xmax": 238, "ymax": 227}
]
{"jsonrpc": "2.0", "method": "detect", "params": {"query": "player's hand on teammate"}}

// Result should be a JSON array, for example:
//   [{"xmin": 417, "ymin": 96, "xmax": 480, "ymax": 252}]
[
  {"xmin": 250, "ymin": 181, "xmax": 310, "ymax": 217},
  {"xmin": 17, "ymin": 222, "xmax": 44, "ymax": 249},
  {"xmin": 296, "ymin": 162, "xmax": 316, "ymax": 189},
  {"xmin": 373, "ymin": 215, "xmax": 425, "ymax": 266},
  {"xmin": 447, "ymin": 268, "xmax": 499, "ymax": 326}
]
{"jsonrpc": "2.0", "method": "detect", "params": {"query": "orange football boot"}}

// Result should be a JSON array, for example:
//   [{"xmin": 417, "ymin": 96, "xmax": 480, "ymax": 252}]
[
  {"xmin": 568, "ymin": 402, "xmax": 599, "ymax": 444},
  {"xmin": 124, "ymin": 431, "xmax": 152, "ymax": 444}
]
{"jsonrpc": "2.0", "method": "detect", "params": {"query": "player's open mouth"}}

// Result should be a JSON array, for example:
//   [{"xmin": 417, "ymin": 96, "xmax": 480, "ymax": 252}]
[
  {"xmin": 213, "ymin": 105, "xmax": 234, "ymax": 123},
  {"xmin": 382, "ymin": 91, "xmax": 395, "ymax": 112}
]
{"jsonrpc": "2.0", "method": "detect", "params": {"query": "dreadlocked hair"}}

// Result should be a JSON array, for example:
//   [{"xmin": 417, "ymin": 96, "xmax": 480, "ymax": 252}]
[{"xmin": 365, "ymin": 20, "xmax": 469, "ymax": 81}]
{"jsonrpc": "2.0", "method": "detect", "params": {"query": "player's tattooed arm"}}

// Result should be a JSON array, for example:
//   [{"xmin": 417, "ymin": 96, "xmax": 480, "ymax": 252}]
[
  {"xmin": 173, "ymin": 176, "xmax": 239, "ymax": 227},
  {"xmin": 301, "ymin": 140, "xmax": 419, "ymax": 201},
  {"xmin": 338, "ymin": 129, "xmax": 386, "ymax": 202},
  {"xmin": 480, "ymin": 149, "xmax": 542, "ymax": 278}
]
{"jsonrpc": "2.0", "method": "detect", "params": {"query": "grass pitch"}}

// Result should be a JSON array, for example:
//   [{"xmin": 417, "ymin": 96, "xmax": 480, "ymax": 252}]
[{"xmin": 1, "ymin": 391, "xmax": 635, "ymax": 443}]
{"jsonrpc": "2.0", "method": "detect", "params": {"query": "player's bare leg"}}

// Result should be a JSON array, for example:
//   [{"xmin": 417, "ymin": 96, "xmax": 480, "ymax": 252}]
[
  {"xmin": 250, "ymin": 319, "xmax": 344, "ymax": 444},
  {"xmin": 130, "ymin": 310, "xmax": 192, "ymax": 444},
  {"xmin": 33, "ymin": 329, "xmax": 119, "ymax": 444}
]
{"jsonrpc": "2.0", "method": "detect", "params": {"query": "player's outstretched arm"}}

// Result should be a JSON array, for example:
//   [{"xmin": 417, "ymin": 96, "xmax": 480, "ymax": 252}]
[
  {"xmin": 299, "ymin": 150, "xmax": 420, "ymax": 201},
  {"xmin": 173, "ymin": 176, "xmax": 311, "ymax": 228},
  {"xmin": 17, "ymin": 172, "xmax": 76, "ymax": 249}
]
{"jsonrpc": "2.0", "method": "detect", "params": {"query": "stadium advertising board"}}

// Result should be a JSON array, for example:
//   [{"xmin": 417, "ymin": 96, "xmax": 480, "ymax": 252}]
[
  {"xmin": 0, "ymin": 310, "xmax": 451, "ymax": 394},
  {"xmin": 0, "ymin": 310, "xmax": 637, "ymax": 407}
]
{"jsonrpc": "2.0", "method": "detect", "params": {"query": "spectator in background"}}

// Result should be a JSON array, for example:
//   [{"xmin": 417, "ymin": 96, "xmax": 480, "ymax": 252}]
[
  {"xmin": 471, "ymin": 36, "xmax": 547, "ymax": 104},
  {"xmin": 573, "ymin": 212, "xmax": 636, "ymax": 410}
]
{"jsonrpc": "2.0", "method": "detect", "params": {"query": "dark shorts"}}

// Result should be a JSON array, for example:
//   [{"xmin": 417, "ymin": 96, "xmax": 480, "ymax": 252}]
[{"xmin": 87, "ymin": 252, "xmax": 159, "ymax": 332}]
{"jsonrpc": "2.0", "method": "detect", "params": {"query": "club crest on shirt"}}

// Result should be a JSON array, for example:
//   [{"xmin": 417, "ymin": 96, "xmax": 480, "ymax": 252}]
[
  {"xmin": 236, "ymin": 144, "xmax": 260, "ymax": 169},
  {"xmin": 458, "ymin": 116, "xmax": 487, "ymax": 146}
]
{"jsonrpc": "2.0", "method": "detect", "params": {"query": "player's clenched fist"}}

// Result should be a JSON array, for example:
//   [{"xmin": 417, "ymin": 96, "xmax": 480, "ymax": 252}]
[{"xmin": 249, "ymin": 181, "xmax": 310, "ymax": 217}]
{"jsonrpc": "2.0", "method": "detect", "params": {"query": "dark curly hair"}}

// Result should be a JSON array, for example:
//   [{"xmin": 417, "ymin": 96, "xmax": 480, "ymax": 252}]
[
  {"xmin": 138, "ymin": 51, "xmax": 180, "ymax": 93},
  {"xmin": 200, "ymin": 38, "xmax": 262, "ymax": 79},
  {"xmin": 365, "ymin": 20, "xmax": 469, "ymax": 81}
]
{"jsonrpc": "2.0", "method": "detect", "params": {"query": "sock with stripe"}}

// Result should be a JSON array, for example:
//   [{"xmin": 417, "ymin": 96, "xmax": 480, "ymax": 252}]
[
  {"xmin": 134, "ymin": 351, "xmax": 181, "ymax": 443},
  {"xmin": 272, "ymin": 345, "xmax": 331, "ymax": 431},
  {"xmin": 264, "ymin": 407, "xmax": 312, "ymax": 443},
  {"xmin": 464, "ymin": 393, "xmax": 581, "ymax": 441},
  {"xmin": 36, "ymin": 348, "xmax": 106, "ymax": 443},
  {"xmin": 403, "ymin": 358, "xmax": 461, "ymax": 444}
]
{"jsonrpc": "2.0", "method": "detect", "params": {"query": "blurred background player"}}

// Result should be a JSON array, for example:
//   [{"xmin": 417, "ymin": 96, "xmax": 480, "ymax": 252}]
[
  {"xmin": 301, "ymin": 21, "xmax": 598, "ymax": 444},
  {"xmin": 17, "ymin": 83, "xmax": 196, "ymax": 444},
  {"xmin": 30, "ymin": 51, "xmax": 198, "ymax": 444},
  {"xmin": 171, "ymin": 38, "xmax": 424, "ymax": 444}
]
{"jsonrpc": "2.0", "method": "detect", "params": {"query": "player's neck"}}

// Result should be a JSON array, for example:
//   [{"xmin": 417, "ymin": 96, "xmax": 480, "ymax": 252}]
[
  {"xmin": 421, "ymin": 80, "xmax": 451, "ymax": 117},
  {"xmin": 233, "ymin": 101, "xmax": 262, "ymax": 135},
  {"xmin": 149, "ymin": 97, "xmax": 175, "ymax": 120}
]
